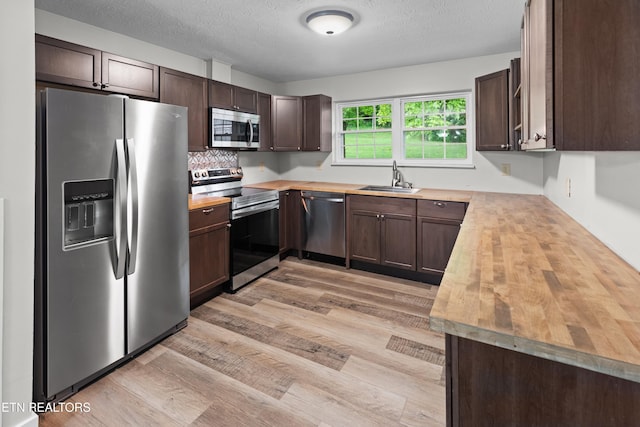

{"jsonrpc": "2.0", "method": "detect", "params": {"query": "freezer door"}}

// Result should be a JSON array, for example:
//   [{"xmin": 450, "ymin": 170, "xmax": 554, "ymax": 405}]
[
  {"xmin": 124, "ymin": 99, "xmax": 189, "ymax": 353},
  {"xmin": 41, "ymin": 89, "xmax": 126, "ymax": 398}
]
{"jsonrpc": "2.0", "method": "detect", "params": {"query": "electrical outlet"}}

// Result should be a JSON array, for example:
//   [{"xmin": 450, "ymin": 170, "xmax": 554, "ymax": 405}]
[
  {"xmin": 501, "ymin": 163, "xmax": 511, "ymax": 176},
  {"xmin": 259, "ymin": 161, "xmax": 265, "ymax": 172},
  {"xmin": 566, "ymin": 177, "xmax": 572, "ymax": 197}
]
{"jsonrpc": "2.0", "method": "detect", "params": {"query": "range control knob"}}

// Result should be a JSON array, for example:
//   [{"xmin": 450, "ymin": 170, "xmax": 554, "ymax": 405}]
[{"xmin": 193, "ymin": 171, "xmax": 200, "ymax": 178}]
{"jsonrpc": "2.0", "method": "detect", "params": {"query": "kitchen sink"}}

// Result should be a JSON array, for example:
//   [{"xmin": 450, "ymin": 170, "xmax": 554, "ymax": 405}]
[{"xmin": 358, "ymin": 185, "xmax": 421, "ymax": 194}]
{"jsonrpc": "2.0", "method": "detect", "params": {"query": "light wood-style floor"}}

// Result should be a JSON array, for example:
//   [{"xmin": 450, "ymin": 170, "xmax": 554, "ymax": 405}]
[{"xmin": 40, "ymin": 258, "xmax": 446, "ymax": 426}]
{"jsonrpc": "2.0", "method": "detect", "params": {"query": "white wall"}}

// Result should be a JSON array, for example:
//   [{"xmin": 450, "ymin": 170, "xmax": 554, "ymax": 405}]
[
  {"xmin": 273, "ymin": 52, "xmax": 543, "ymax": 194},
  {"xmin": 0, "ymin": 2, "xmax": 37, "ymax": 426},
  {"xmin": 544, "ymin": 151, "xmax": 640, "ymax": 271}
]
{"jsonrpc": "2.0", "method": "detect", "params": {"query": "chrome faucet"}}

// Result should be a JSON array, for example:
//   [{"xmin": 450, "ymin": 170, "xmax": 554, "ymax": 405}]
[{"xmin": 391, "ymin": 160, "xmax": 411, "ymax": 188}]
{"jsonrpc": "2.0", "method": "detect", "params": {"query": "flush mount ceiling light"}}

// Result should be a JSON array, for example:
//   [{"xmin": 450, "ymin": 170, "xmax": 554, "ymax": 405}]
[{"xmin": 306, "ymin": 10, "xmax": 354, "ymax": 36}]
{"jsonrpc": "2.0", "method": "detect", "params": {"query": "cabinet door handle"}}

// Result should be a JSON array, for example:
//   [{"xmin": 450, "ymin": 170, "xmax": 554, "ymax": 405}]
[
  {"xmin": 534, "ymin": 133, "xmax": 546, "ymax": 142},
  {"xmin": 434, "ymin": 201, "xmax": 447, "ymax": 208},
  {"xmin": 226, "ymin": 223, "xmax": 232, "ymax": 228},
  {"xmin": 92, "ymin": 82, "xmax": 100, "ymax": 87},
  {"xmin": 202, "ymin": 208, "xmax": 214, "ymax": 214},
  {"xmin": 101, "ymin": 83, "xmax": 109, "ymax": 89},
  {"xmin": 376, "ymin": 214, "xmax": 380, "ymax": 219},
  {"xmin": 380, "ymin": 214, "xmax": 385, "ymax": 220},
  {"xmin": 500, "ymin": 144, "xmax": 511, "ymax": 149}
]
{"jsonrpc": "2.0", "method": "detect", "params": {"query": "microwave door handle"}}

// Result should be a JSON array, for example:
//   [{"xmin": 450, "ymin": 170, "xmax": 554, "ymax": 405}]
[
  {"xmin": 247, "ymin": 119, "xmax": 254, "ymax": 144},
  {"xmin": 126, "ymin": 138, "xmax": 138, "ymax": 275},
  {"xmin": 114, "ymin": 138, "xmax": 128, "ymax": 279}
]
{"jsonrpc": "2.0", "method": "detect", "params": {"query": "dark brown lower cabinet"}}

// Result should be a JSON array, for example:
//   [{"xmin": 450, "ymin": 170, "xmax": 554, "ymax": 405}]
[
  {"xmin": 447, "ymin": 335, "xmax": 640, "ymax": 426},
  {"xmin": 347, "ymin": 195, "xmax": 416, "ymax": 271},
  {"xmin": 417, "ymin": 200, "xmax": 466, "ymax": 275},
  {"xmin": 188, "ymin": 204, "xmax": 230, "ymax": 308}
]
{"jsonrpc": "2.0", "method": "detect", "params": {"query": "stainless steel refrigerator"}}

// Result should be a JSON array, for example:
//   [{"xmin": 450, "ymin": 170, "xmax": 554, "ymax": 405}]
[{"xmin": 34, "ymin": 88, "xmax": 189, "ymax": 402}]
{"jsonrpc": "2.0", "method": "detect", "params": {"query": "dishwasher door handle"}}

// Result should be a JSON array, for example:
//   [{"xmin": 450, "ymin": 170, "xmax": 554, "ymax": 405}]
[{"xmin": 301, "ymin": 195, "xmax": 344, "ymax": 203}]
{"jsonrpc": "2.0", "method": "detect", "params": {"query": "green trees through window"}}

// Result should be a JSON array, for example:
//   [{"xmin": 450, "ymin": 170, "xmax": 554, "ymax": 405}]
[
  {"xmin": 403, "ymin": 98, "xmax": 468, "ymax": 160},
  {"xmin": 336, "ymin": 93, "xmax": 471, "ymax": 165},
  {"xmin": 341, "ymin": 103, "xmax": 393, "ymax": 159}
]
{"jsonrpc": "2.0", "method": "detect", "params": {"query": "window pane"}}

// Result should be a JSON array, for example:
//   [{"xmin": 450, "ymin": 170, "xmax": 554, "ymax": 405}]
[
  {"xmin": 376, "ymin": 117, "xmax": 392, "ymax": 129},
  {"xmin": 404, "ymin": 130, "xmax": 423, "ymax": 144},
  {"xmin": 405, "ymin": 116, "xmax": 422, "ymax": 128},
  {"xmin": 446, "ymin": 98, "xmax": 466, "ymax": 113},
  {"xmin": 358, "ymin": 105, "xmax": 374, "ymax": 117},
  {"xmin": 358, "ymin": 118, "xmax": 373, "ymax": 130},
  {"xmin": 344, "ymin": 134, "xmax": 358, "ymax": 146},
  {"xmin": 374, "ymin": 132, "xmax": 393, "ymax": 144},
  {"xmin": 424, "ymin": 142, "xmax": 445, "ymax": 158},
  {"xmin": 405, "ymin": 144, "xmax": 423, "ymax": 159},
  {"xmin": 425, "ymin": 114, "xmax": 445, "ymax": 127},
  {"xmin": 342, "ymin": 107, "xmax": 357, "ymax": 119},
  {"xmin": 447, "ymin": 129, "xmax": 467, "ymax": 143},
  {"xmin": 404, "ymin": 102, "xmax": 423, "ymax": 115},
  {"xmin": 374, "ymin": 144, "xmax": 393, "ymax": 159},
  {"xmin": 425, "ymin": 100, "xmax": 444, "ymax": 114},
  {"xmin": 426, "ymin": 130, "xmax": 444, "ymax": 143},
  {"xmin": 446, "ymin": 114, "xmax": 466, "ymax": 126},
  {"xmin": 445, "ymin": 143, "xmax": 467, "ymax": 159},
  {"xmin": 343, "ymin": 118, "xmax": 357, "ymax": 131},
  {"xmin": 376, "ymin": 104, "xmax": 392, "ymax": 117}
]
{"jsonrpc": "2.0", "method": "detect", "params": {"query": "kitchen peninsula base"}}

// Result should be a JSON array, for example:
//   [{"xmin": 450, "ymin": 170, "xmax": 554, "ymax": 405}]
[{"xmin": 446, "ymin": 335, "xmax": 640, "ymax": 426}]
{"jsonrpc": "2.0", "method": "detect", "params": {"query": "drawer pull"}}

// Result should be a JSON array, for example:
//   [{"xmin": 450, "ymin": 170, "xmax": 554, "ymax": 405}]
[
  {"xmin": 202, "ymin": 208, "xmax": 214, "ymax": 214},
  {"xmin": 434, "ymin": 201, "xmax": 447, "ymax": 208}
]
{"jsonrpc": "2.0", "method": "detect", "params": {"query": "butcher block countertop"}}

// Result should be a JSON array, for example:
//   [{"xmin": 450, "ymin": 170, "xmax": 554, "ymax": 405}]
[
  {"xmin": 249, "ymin": 180, "xmax": 640, "ymax": 383},
  {"xmin": 188, "ymin": 194, "xmax": 230, "ymax": 211},
  {"xmin": 246, "ymin": 180, "xmax": 474, "ymax": 202}
]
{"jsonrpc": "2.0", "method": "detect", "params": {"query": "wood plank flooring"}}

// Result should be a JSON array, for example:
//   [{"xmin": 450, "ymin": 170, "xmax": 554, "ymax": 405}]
[{"xmin": 39, "ymin": 258, "xmax": 446, "ymax": 426}]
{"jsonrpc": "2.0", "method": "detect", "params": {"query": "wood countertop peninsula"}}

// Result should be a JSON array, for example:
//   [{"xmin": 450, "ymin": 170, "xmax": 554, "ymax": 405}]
[{"xmin": 248, "ymin": 180, "xmax": 640, "ymax": 383}]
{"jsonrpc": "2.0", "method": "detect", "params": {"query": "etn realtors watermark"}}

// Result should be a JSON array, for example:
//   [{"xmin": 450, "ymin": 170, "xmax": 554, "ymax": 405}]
[{"xmin": 1, "ymin": 401, "xmax": 91, "ymax": 413}]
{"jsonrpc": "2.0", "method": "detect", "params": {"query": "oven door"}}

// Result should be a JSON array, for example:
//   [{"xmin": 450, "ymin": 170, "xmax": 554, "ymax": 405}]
[{"xmin": 230, "ymin": 200, "xmax": 279, "ymax": 290}]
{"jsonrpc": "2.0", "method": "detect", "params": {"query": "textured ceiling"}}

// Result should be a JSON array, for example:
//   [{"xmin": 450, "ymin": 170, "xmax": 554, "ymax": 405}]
[{"xmin": 35, "ymin": 0, "xmax": 523, "ymax": 83}]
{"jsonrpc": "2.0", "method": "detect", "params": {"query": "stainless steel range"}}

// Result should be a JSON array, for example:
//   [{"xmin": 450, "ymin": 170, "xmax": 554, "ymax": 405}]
[{"xmin": 190, "ymin": 167, "xmax": 279, "ymax": 291}]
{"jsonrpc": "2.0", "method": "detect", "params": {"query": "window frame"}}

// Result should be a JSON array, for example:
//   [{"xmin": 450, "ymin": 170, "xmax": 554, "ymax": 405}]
[{"xmin": 333, "ymin": 91, "xmax": 474, "ymax": 168}]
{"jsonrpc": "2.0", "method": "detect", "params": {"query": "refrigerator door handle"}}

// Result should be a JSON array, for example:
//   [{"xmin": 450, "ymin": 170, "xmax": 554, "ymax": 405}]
[
  {"xmin": 115, "ymin": 138, "xmax": 128, "ymax": 279},
  {"xmin": 126, "ymin": 138, "xmax": 139, "ymax": 275}
]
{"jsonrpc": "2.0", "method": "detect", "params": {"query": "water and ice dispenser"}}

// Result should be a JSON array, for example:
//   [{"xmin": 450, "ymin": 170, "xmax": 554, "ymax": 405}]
[{"xmin": 63, "ymin": 179, "xmax": 114, "ymax": 249}]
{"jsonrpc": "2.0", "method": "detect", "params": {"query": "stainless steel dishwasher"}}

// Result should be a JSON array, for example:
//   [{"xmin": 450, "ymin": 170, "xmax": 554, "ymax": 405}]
[{"xmin": 301, "ymin": 191, "xmax": 345, "ymax": 258}]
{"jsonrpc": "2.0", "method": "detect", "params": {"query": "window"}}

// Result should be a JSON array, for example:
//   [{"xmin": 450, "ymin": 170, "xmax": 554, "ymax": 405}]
[{"xmin": 335, "ymin": 92, "xmax": 473, "ymax": 167}]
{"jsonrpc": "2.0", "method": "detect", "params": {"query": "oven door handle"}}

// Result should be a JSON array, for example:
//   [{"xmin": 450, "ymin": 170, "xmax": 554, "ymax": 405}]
[{"xmin": 231, "ymin": 200, "xmax": 279, "ymax": 220}]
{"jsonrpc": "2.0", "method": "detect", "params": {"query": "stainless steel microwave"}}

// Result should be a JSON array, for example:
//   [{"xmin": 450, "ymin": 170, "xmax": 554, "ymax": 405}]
[{"xmin": 210, "ymin": 108, "xmax": 260, "ymax": 149}]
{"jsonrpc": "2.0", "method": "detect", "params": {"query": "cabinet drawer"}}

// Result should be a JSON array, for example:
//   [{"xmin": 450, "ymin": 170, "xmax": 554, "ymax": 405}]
[
  {"xmin": 349, "ymin": 195, "xmax": 416, "ymax": 215},
  {"xmin": 418, "ymin": 200, "xmax": 466, "ymax": 221},
  {"xmin": 189, "ymin": 204, "xmax": 229, "ymax": 230}
]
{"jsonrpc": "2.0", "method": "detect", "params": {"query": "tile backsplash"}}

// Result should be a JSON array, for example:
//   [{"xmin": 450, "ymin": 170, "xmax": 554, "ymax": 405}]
[{"xmin": 188, "ymin": 150, "xmax": 238, "ymax": 170}]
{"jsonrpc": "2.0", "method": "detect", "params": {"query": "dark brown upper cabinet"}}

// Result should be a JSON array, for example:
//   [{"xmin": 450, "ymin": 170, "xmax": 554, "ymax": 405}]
[
  {"xmin": 35, "ymin": 34, "xmax": 159, "ymax": 100},
  {"xmin": 553, "ymin": 0, "xmax": 640, "ymax": 150},
  {"xmin": 271, "ymin": 94, "xmax": 333, "ymax": 152},
  {"xmin": 475, "ymin": 69, "xmax": 510, "ymax": 151},
  {"xmin": 272, "ymin": 95, "xmax": 303, "ymax": 151},
  {"xmin": 302, "ymin": 95, "xmax": 332, "ymax": 152},
  {"xmin": 257, "ymin": 92, "xmax": 273, "ymax": 151},
  {"xmin": 509, "ymin": 58, "xmax": 522, "ymax": 149},
  {"xmin": 208, "ymin": 80, "xmax": 258, "ymax": 114},
  {"xmin": 159, "ymin": 67, "xmax": 208, "ymax": 152},
  {"xmin": 520, "ymin": 0, "xmax": 640, "ymax": 151}
]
